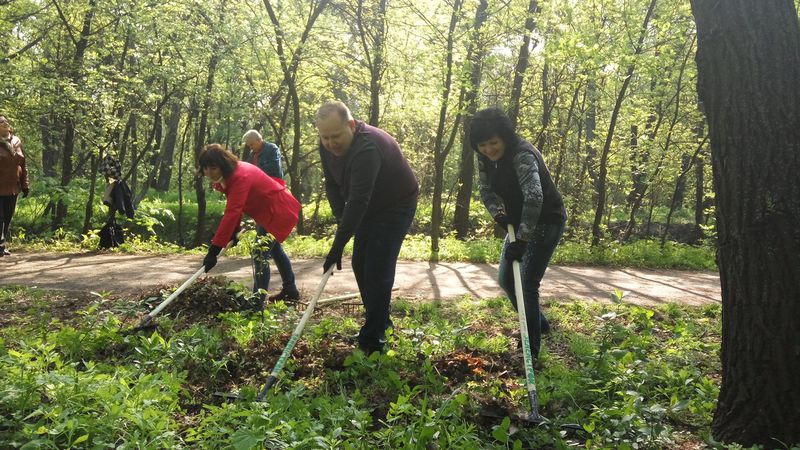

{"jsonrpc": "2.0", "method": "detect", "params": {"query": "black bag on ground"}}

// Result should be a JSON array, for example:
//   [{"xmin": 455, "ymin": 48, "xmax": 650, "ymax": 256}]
[{"xmin": 99, "ymin": 219, "xmax": 125, "ymax": 249}]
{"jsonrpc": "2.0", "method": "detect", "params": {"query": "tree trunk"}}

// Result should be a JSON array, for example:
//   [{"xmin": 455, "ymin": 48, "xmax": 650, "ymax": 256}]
[
  {"xmin": 178, "ymin": 100, "xmax": 197, "ymax": 248},
  {"xmin": 263, "ymin": 0, "xmax": 330, "ymax": 235},
  {"xmin": 508, "ymin": 0, "xmax": 539, "ymax": 128},
  {"xmin": 429, "ymin": 0, "xmax": 464, "ymax": 257},
  {"xmin": 192, "ymin": 52, "xmax": 220, "ymax": 247},
  {"xmin": 287, "ymin": 83, "xmax": 307, "ymax": 234},
  {"xmin": 537, "ymin": 62, "xmax": 555, "ymax": 153},
  {"xmin": 591, "ymin": 0, "xmax": 657, "ymax": 246},
  {"xmin": 156, "ymin": 100, "xmax": 182, "ymax": 191},
  {"xmin": 81, "ymin": 152, "xmax": 100, "ymax": 235},
  {"xmin": 40, "ymin": 115, "xmax": 59, "ymax": 178},
  {"xmin": 453, "ymin": 0, "xmax": 489, "ymax": 240},
  {"xmin": 691, "ymin": 1, "xmax": 800, "ymax": 445},
  {"xmin": 54, "ymin": 0, "xmax": 96, "ymax": 230},
  {"xmin": 660, "ymin": 137, "xmax": 706, "ymax": 247},
  {"xmin": 552, "ymin": 81, "xmax": 581, "ymax": 188},
  {"xmin": 356, "ymin": 0, "xmax": 387, "ymax": 127},
  {"xmin": 693, "ymin": 148, "xmax": 706, "ymax": 243}
]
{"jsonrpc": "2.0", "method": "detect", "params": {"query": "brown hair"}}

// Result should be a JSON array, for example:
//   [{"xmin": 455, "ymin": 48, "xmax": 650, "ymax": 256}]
[{"xmin": 198, "ymin": 144, "xmax": 239, "ymax": 178}]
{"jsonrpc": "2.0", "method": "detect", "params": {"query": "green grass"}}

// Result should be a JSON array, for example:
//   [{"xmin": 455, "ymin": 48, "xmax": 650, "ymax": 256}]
[
  {"xmin": 0, "ymin": 283, "xmax": 767, "ymax": 449},
  {"xmin": 12, "ymin": 189, "xmax": 717, "ymax": 270},
  {"xmin": 13, "ymin": 231, "xmax": 717, "ymax": 270}
]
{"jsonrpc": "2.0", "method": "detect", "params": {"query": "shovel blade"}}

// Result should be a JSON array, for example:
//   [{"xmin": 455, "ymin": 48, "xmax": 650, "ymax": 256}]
[
  {"xmin": 121, "ymin": 320, "xmax": 158, "ymax": 336},
  {"xmin": 212, "ymin": 391, "xmax": 243, "ymax": 401},
  {"xmin": 478, "ymin": 406, "xmax": 582, "ymax": 431}
]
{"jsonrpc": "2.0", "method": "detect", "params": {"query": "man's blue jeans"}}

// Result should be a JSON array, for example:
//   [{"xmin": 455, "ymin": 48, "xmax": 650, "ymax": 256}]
[
  {"xmin": 252, "ymin": 226, "xmax": 297, "ymax": 294},
  {"xmin": 352, "ymin": 206, "xmax": 416, "ymax": 352},
  {"xmin": 498, "ymin": 222, "xmax": 565, "ymax": 359}
]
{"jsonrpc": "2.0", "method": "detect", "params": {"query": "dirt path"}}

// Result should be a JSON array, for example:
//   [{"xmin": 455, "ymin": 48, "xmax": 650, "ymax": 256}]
[{"xmin": 1, "ymin": 251, "xmax": 720, "ymax": 306}]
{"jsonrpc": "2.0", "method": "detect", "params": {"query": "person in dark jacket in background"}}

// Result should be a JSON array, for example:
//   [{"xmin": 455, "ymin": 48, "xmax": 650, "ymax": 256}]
[
  {"xmin": 470, "ymin": 107, "xmax": 567, "ymax": 361},
  {"xmin": 317, "ymin": 101, "xmax": 419, "ymax": 354},
  {"xmin": 198, "ymin": 144, "xmax": 301, "ymax": 285},
  {"xmin": 242, "ymin": 130, "xmax": 300, "ymax": 302},
  {"xmin": 0, "ymin": 115, "xmax": 29, "ymax": 257},
  {"xmin": 97, "ymin": 154, "xmax": 133, "ymax": 249}
]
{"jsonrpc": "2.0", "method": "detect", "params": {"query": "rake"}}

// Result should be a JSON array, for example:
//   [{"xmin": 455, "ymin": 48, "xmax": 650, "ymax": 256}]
[{"xmin": 479, "ymin": 224, "xmax": 582, "ymax": 432}]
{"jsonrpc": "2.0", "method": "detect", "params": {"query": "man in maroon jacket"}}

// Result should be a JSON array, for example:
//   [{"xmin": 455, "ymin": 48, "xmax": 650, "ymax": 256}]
[{"xmin": 316, "ymin": 101, "xmax": 419, "ymax": 355}]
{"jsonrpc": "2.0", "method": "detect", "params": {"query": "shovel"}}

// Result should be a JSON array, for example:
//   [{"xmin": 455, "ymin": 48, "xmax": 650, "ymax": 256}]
[
  {"xmin": 479, "ymin": 224, "xmax": 582, "ymax": 432},
  {"xmin": 123, "ymin": 247, "xmax": 228, "ymax": 335},
  {"xmin": 214, "ymin": 265, "xmax": 335, "ymax": 402}
]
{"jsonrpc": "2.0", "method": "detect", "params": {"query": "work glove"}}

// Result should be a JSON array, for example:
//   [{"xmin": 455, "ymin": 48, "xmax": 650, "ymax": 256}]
[
  {"xmin": 493, "ymin": 212, "xmax": 510, "ymax": 228},
  {"xmin": 229, "ymin": 227, "xmax": 241, "ymax": 247},
  {"xmin": 203, "ymin": 244, "xmax": 223, "ymax": 272},
  {"xmin": 505, "ymin": 239, "xmax": 528, "ymax": 262},
  {"xmin": 323, "ymin": 246, "xmax": 343, "ymax": 274}
]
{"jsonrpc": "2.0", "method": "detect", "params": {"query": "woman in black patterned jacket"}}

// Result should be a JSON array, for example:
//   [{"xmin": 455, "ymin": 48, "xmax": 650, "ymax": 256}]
[{"xmin": 470, "ymin": 107, "xmax": 567, "ymax": 360}]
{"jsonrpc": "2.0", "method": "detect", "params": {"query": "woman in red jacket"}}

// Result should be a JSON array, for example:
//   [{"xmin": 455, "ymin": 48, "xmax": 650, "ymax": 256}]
[{"xmin": 197, "ymin": 144, "xmax": 301, "ymax": 288}]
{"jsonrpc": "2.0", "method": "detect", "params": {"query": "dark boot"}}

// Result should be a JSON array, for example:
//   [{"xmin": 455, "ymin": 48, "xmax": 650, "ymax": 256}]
[{"xmin": 268, "ymin": 288, "xmax": 300, "ymax": 303}]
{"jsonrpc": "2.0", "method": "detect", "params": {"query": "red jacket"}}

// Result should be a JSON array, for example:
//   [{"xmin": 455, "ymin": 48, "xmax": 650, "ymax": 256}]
[{"xmin": 211, "ymin": 161, "xmax": 300, "ymax": 247}]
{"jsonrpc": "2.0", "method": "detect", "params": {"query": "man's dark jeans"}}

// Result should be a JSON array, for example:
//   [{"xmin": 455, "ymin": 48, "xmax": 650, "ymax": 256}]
[
  {"xmin": 252, "ymin": 226, "xmax": 297, "ymax": 294},
  {"xmin": 352, "ymin": 206, "xmax": 416, "ymax": 353},
  {"xmin": 498, "ymin": 222, "xmax": 565, "ymax": 359},
  {"xmin": 0, "ymin": 194, "xmax": 18, "ymax": 246}
]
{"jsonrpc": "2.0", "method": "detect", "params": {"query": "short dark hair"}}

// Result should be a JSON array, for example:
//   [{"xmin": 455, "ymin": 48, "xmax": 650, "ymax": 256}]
[
  {"xmin": 316, "ymin": 101, "xmax": 354, "ymax": 125},
  {"xmin": 198, "ymin": 144, "xmax": 239, "ymax": 178},
  {"xmin": 469, "ymin": 107, "xmax": 519, "ymax": 152}
]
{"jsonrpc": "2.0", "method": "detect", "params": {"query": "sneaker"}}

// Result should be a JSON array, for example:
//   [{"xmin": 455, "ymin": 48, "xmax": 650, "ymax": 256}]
[
  {"xmin": 268, "ymin": 288, "xmax": 300, "ymax": 303},
  {"xmin": 0, "ymin": 246, "xmax": 7, "ymax": 257}
]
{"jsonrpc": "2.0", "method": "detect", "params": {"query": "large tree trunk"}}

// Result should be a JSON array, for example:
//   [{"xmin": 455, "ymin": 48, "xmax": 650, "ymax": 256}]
[
  {"xmin": 591, "ymin": 0, "xmax": 657, "ymax": 246},
  {"xmin": 691, "ymin": 1, "xmax": 800, "ymax": 446},
  {"xmin": 453, "ymin": 0, "xmax": 489, "ymax": 240}
]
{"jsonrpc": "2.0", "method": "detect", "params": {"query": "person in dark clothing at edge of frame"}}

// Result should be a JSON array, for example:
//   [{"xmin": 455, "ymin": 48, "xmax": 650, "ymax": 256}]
[
  {"xmin": 197, "ymin": 144, "xmax": 301, "ymax": 295},
  {"xmin": 242, "ymin": 130, "xmax": 301, "ymax": 303},
  {"xmin": 0, "ymin": 114, "xmax": 29, "ymax": 257},
  {"xmin": 470, "ymin": 107, "xmax": 567, "ymax": 362},
  {"xmin": 316, "ymin": 101, "xmax": 419, "ymax": 355}
]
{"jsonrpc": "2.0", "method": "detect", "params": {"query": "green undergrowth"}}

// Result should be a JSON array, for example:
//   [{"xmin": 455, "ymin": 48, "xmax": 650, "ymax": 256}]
[
  {"xmin": 14, "ymin": 231, "xmax": 716, "ymax": 271},
  {"xmin": 0, "ymin": 283, "xmax": 753, "ymax": 449}
]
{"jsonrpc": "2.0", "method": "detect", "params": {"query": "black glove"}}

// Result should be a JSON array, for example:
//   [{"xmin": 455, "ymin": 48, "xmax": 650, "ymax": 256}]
[
  {"xmin": 493, "ymin": 212, "xmax": 510, "ymax": 228},
  {"xmin": 204, "ymin": 244, "xmax": 223, "ymax": 272},
  {"xmin": 505, "ymin": 240, "xmax": 528, "ymax": 262},
  {"xmin": 323, "ymin": 247, "xmax": 343, "ymax": 274},
  {"xmin": 21, "ymin": 188, "xmax": 29, "ymax": 198},
  {"xmin": 229, "ymin": 228, "xmax": 240, "ymax": 247}
]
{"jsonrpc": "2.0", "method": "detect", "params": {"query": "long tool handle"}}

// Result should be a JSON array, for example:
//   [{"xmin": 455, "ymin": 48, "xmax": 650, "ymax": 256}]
[
  {"xmin": 136, "ymin": 247, "xmax": 227, "ymax": 327},
  {"xmin": 256, "ymin": 266, "xmax": 335, "ymax": 402},
  {"xmin": 508, "ymin": 224, "xmax": 542, "ymax": 420},
  {"xmin": 316, "ymin": 287, "xmax": 399, "ymax": 307}
]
